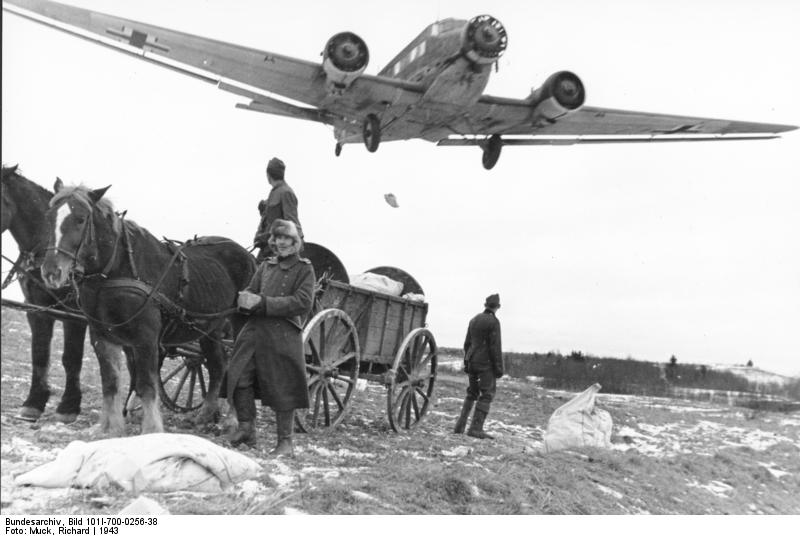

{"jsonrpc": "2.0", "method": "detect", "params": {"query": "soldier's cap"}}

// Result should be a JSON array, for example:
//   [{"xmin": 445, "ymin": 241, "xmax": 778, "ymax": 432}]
[
  {"xmin": 485, "ymin": 293, "xmax": 500, "ymax": 308},
  {"xmin": 269, "ymin": 219, "xmax": 300, "ymax": 243},
  {"xmin": 267, "ymin": 157, "xmax": 286, "ymax": 181}
]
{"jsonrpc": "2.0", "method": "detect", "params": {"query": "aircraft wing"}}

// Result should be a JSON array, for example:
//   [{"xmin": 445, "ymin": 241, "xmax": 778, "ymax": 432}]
[
  {"xmin": 3, "ymin": 0, "xmax": 424, "ymax": 124},
  {"xmin": 437, "ymin": 96, "xmax": 796, "ymax": 145}
]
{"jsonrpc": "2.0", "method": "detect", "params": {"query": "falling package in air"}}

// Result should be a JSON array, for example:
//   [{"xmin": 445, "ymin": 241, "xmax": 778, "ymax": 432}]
[{"xmin": 384, "ymin": 193, "xmax": 399, "ymax": 208}]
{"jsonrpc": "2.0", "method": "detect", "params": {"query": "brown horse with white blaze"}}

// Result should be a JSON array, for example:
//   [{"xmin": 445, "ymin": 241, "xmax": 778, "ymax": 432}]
[{"xmin": 40, "ymin": 180, "xmax": 255, "ymax": 435}]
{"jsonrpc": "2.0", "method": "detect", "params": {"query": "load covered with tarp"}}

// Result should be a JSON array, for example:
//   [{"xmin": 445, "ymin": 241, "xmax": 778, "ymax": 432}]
[
  {"xmin": 350, "ymin": 272, "xmax": 404, "ymax": 296},
  {"xmin": 14, "ymin": 433, "xmax": 261, "ymax": 492}
]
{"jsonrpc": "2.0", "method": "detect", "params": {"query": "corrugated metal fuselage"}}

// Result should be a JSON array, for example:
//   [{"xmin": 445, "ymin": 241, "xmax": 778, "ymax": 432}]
[{"xmin": 336, "ymin": 19, "xmax": 496, "ymax": 143}]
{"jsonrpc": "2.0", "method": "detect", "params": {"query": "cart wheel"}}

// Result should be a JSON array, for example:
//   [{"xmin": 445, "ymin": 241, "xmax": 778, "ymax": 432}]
[
  {"xmin": 296, "ymin": 308, "xmax": 361, "ymax": 432},
  {"xmin": 158, "ymin": 345, "xmax": 208, "ymax": 413},
  {"xmin": 387, "ymin": 328, "xmax": 437, "ymax": 432}
]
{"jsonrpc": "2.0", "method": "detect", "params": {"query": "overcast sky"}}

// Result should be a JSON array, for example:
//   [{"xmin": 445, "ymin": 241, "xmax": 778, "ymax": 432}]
[{"xmin": 3, "ymin": 0, "xmax": 799, "ymax": 376}]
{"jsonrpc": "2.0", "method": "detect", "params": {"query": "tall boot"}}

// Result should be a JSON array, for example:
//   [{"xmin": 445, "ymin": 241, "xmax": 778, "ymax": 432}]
[
  {"xmin": 467, "ymin": 403, "xmax": 494, "ymax": 440},
  {"xmin": 226, "ymin": 388, "xmax": 257, "ymax": 447},
  {"xmin": 270, "ymin": 409, "xmax": 295, "ymax": 457},
  {"xmin": 453, "ymin": 398, "xmax": 475, "ymax": 434},
  {"xmin": 227, "ymin": 420, "xmax": 256, "ymax": 448}
]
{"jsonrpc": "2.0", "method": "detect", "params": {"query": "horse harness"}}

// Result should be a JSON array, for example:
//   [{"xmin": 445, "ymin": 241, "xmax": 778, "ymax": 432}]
[
  {"xmin": 1, "ymin": 250, "xmax": 36, "ymax": 290},
  {"xmin": 1, "ymin": 250, "xmax": 83, "ymax": 316},
  {"xmin": 63, "ymin": 212, "xmax": 235, "ymax": 338}
]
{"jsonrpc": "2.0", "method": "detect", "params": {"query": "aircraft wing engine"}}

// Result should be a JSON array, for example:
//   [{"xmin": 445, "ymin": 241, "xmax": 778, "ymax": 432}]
[
  {"xmin": 460, "ymin": 15, "xmax": 508, "ymax": 65},
  {"xmin": 322, "ymin": 32, "xmax": 370, "ymax": 90},
  {"xmin": 527, "ymin": 71, "xmax": 586, "ymax": 121}
]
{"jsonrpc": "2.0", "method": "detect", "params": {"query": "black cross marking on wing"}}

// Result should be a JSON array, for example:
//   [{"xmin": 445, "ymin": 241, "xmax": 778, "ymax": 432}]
[{"xmin": 106, "ymin": 26, "xmax": 170, "ymax": 53}]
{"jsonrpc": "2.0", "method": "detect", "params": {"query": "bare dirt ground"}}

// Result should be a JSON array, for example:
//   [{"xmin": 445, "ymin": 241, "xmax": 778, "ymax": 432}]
[{"xmin": 2, "ymin": 307, "xmax": 799, "ymax": 515}]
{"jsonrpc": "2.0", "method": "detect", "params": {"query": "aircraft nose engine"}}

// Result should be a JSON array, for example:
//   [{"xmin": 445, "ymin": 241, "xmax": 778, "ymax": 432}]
[
  {"xmin": 528, "ymin": 71, "xmax": 586, "ymax": 120},
  {"xmin": 322, "ymin": 32, "xmax": 369, "ymax": 89},
  {"xmin": 461, "ymin": 15, "xmax": 507, "ymax": 65}
]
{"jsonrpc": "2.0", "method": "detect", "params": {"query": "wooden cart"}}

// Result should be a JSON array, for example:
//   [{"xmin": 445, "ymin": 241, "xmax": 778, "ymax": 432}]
[{"xmin": 299, "ymin": 272, "xmax": 438, "ymax": 433}]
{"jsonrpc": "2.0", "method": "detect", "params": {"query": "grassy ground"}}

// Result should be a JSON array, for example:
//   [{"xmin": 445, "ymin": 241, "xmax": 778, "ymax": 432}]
[{"xmin": 2, "ymin": 306, "xmax": 799, "ymax": 515}]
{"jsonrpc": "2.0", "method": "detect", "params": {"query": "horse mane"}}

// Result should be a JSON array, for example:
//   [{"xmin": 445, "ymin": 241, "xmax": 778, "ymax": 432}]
[
  {"xmin": 1, "ymin": 164, "xmax": 54, "ymax": 200},
  {"xmin": 51, "ymin": 184, "xmax": 123, "ymax": 235}
]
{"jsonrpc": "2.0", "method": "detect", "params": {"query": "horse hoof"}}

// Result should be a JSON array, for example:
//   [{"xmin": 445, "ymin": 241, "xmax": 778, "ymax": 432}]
[
  {"xmin": 54, "ymin": 413, "xmax": 78, "ymax": 424},
  {"xmin": 17, "ymin": 407, "xmax": 43, "ymax": 422}
]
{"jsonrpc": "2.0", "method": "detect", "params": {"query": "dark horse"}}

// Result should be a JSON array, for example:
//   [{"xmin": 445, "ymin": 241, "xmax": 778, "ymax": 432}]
[
  {"xmin": 1, "ymin": 165, "xmax": 88, "ymax": 423},
  {"xmin": 40, "ymin": 180, "xmax": 255, "ymax": 435}
]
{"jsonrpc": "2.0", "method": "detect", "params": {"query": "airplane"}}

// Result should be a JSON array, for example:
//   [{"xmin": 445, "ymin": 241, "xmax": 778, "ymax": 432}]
[{"xmin": 3, "ymin": 0, "xmax": 797, "ymax": 170}]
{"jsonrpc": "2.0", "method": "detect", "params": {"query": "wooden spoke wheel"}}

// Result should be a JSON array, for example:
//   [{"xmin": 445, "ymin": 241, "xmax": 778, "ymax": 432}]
[
  {"xmin": 387, "ymin": 328, "xmax": 437, "ymax": 432},
  {"xmin": 158, "ymin": 345, "xmax": 208, "ymax": 413},
  {"xmin": 296, "ymin": 308, "xmax": 361, "ymax": 433}
]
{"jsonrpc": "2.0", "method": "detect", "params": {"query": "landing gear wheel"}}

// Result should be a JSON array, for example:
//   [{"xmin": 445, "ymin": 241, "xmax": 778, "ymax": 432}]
[
  {"xmin": 482, "ymin": 134, "xmax": 502, "ymax": 170},
  {"xmin": 296, "ymin": 308, "xmax": 361, "ymax": 433},
  {"xmin": 363, "ymin": 114, "xmax": 381, "ymax": 153},
  {"xmin": 335, "ymin": 143, "xmax": 343, "ymax": 157},
  {"xmin": 387, "ymin": 328, "xmax": 437, "ymax": 432},
  {"xmin": 158, "ymin": 346, "xmax": 208, "ymax": 413}
]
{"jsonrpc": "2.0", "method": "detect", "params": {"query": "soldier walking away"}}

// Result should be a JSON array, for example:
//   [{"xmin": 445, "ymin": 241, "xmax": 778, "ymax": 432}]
[
  {"xmin": 254, "ymin": 157, "xmax": 303, "ymax": 262},
  {"xmin": 454, "ymin": 293, "xmax": 503, "ymax": 439},
  {"xmin": 225, "ymin": 219, "xmax": 315, "ymax": 456}
]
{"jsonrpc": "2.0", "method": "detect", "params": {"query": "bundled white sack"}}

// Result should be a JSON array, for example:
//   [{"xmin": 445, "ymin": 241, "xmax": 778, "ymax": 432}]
[
  {"xmin": 118, "ymin": 496, "xmax": 170, "ymax": 516},
  {"xmin": 402, "ymin": 293, "xmax": 425, "ymax": 302},
  {"xmin": 350, "ymin": 272, "xmax": 403, "ymax": 296},
  {"xmin": 543, "ymin": 383, "xmax": 613, "ymax": 453},
  {"xmin": 14, "ymin": 433, "xmax": 261, "ymax": 493}
]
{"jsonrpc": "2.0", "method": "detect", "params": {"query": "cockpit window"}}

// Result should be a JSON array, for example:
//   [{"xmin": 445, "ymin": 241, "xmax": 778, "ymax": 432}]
[{"xmin": 430, "ymin": 19, "xmax": 462, "ymax": 36}]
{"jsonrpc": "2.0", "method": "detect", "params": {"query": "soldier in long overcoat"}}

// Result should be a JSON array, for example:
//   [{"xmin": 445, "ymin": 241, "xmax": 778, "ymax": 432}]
[
  {"xmin": 226, "ymin": 219, "xmax": 314, "ymax": 456},
  {"xmin": 454, "ymin": 293, "xmax": 503, "ymax": 439}
]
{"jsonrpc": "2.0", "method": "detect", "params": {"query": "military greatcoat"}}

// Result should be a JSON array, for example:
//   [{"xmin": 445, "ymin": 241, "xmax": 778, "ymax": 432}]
[
  {"xmin": 254, "ymin": 181, "xmax": 302, "ymax": 262},
  {"xmin": 464, "ymin": 309, "xmax": 503, "ymax": 374},
  {"xmin": 226, "ymin": 253, "xmax": 315, "ymax": 410}
]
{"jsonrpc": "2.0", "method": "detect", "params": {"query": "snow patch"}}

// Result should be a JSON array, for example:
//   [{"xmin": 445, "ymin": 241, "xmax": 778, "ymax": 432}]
[
  {"xmin": 351, "ymin": 490, "xmax": 378, "ymax": 502},
  {"xmin": 237, "ymin": 480, "xmax": 269, "ymax": 495},
  {"xmin": 283, "ymin": 507, "xmax": 308, "ymax": 515},
  {"xmin": 442, "ymin": 446, "xmax": 471, "ymax": 457},
  {"xmin": 686, "ymin": 479, "xmax": 733, "ymax": 497},
  {"xmin": 758, "ymin": 462, "xmax": 791, "ymax": 479},
  {"xmin": 596, "ymin": 484, "xmax": 623, "ymax": 499}
]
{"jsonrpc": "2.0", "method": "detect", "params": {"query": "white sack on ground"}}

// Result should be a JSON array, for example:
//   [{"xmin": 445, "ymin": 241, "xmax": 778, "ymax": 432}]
[
  {"xmin": 543, "ymin": 383, "xmax": 613, "ymax": 453},
  {"xmin": 118, "ymin": 496, "xmax": 170, "ymax": 516},
  {"xmin": 14, "ymin": 433, "xmax": 261, "ymax": 492},
  {"xmin": 349, "ymin": 273, "xmax": 403, "ymax": 296}
]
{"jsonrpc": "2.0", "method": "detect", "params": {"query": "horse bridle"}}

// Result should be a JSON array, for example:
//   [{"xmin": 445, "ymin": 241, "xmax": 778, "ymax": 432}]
[
  {"xmin": 44, "ymin": 198, "xmax": 125, "ymax": 280},
  {"xmin": 41, "ymin": 195, "xmax": 237, "ymax": 338}
]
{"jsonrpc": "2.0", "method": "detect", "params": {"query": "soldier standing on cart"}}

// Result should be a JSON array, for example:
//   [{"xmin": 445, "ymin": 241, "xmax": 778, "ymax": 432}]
[
  {"xmin": 254, "ymin": 157, "xmax": 303, "ymax": 262},
  {"xmin": 454, "ymin": 293, "xmax": 504, "ymax": 439}
]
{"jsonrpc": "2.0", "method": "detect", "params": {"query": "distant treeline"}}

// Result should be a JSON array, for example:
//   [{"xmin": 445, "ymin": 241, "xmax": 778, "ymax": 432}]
[{"xmin": 440, "ymin": 348, "xmax": 800, "ymax": 401}]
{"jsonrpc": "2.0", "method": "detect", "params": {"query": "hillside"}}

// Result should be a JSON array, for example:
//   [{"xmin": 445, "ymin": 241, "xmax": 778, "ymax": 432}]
[{"xmin": 1, "ymin": 307, "xmax": 799, "ymax": 515}]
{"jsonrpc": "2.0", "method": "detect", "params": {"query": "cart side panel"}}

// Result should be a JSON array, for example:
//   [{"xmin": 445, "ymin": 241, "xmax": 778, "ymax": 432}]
[
  {"xmin": 362, "ymin": 298, "xmax": 397, "ymax": 364},
  {"xmin": 362, "ymin": 299, "xmax": 428, "ymax": 364},
  {"xmin": 315, "ymin": 281, "xmax": 428, "ymax": 365},
  {"xmin": 316, "ymin": 282, "xmax": 375, "ymax": 343}
]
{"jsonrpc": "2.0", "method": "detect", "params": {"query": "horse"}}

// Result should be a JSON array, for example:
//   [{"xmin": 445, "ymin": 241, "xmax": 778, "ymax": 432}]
[
  {"xmin": 40, "ymin": 179, "xmax": 256, "ymax": 435},
  {"xmin": 1, "ymin": 165, "xmax": 88, "ymax": 423}
]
